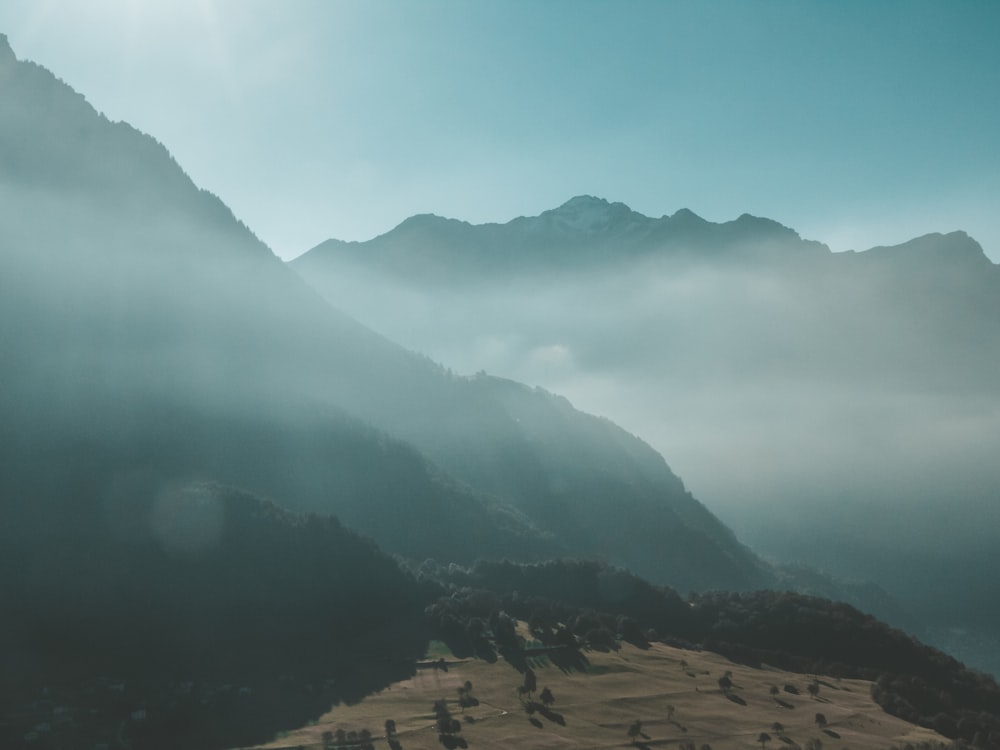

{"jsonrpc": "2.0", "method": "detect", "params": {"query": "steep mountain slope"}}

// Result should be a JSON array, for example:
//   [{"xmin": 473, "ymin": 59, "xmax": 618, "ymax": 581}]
[
  {"xmin": 0, "ymin": 479, "xmax": 436, "ymax": 749},
  {"xmin": 0, "ymin": 36, "xmax": 765, "ymax": 593},
  {"xmin": 292, "ymin": 195, "xmax": 1000, "ymax": 672}
]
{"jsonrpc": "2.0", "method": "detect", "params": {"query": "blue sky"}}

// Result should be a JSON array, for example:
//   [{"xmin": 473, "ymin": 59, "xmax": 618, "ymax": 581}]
[{"xmin": 2, "ymin": 0, "xmax": 998, "ymax": 261}]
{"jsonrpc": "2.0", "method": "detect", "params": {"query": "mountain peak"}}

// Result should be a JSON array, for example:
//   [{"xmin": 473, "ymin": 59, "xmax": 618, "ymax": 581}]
[
  {"xmin": 866, "ymin": 230, "xmax": 992, "ymax": 267},
  {"xmin": 558, "ymin": 195, "xmax": 612, "ymax": 211},
  {"xmin": 670, "ymin": 207, "xmax": 707, "ymax": 223},
  {"xmin": 543, "ymin": 195, "xmax": 642, "ymax": 233},
  {"xmin": 0, "ymin": 33, "xmax": 16, "ymax": 66},
  {"xmin": 731, "ymin": 212, "xmax": 798, "ymax": 236},
  {"xmin": 394, "ymin": 212, "xmax": 470, "ymax": 233},
  {"xmin": 398, "ymin": 212, "xmax": 442, "ymax": 226}
]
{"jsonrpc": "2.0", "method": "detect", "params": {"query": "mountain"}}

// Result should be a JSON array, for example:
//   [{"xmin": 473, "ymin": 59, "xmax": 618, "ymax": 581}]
[
  {"xmin": 0, "ymin": 34, "xmax": 774, "ymax": 611},
  {"xmin": 292, "ymin": 196, "xmax": 1000, "ymax": 674},
  {"xmin": 297, "ymin": 195, "xmax": 829, "ymax": 283},
  {"xmin": 295, "ymin": 193, "xmax": 992, "ymax": 278},
  {"xmin": 0, "ymin": 34, "xmax": 793, "ymax": 746}
]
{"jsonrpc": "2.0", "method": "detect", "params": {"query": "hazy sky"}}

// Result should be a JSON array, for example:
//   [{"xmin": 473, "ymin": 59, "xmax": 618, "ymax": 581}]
[{"xmin": 2, "ymin": 0, "xmax": 998, "ymax": 261}]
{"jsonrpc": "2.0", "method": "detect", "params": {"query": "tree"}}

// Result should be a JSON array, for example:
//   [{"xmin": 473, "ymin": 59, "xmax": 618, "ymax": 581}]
[
  {"xmin": 492, "ymin": 612, "xmax": 520, "ymax": 651},
  {"xmin": 718, "ymin": 671, "xmax": 733, "ymax": 693},
  {"xmin": 771, "ymin": 721, "xmax": 784, "ymax": 735},
  {"xmin": 458, "ymin": 679, "xmax": 478, "ymax": 709},
  {"xmin": 627, "ymin": 719, "xmax": 643, "ymax": 744},
  {"xmin": 585, "ymin": 626, "xmax": 616, "ymax": 650},
  {"xmin": 540, "ymin": 687, "xmax": 555, "ymax": 707},
  {"xmin": 769, "ymin": 685, "xmax": 780, "ymax": 698},
  {"xmin": 322, "ymin": 730, "xmax": 334, "ymax": 749},
  {"xmin": 815, "ymin": 712, "xmax": 827, "ymax": 728},
  {"xmin": 808, "ymin": 681, "xmax": 820, "ymax": 699},
  {"xmin": 758, "ymin": 732, "xmax": 771, "ymax": 750},
  {"xmin": 523, "ymin": 668, "xmax": 537, "ymax": 696},
  {"xmin": 554, "ymin": 624, "xmax": 577, "ymax": 648},
  {"xmin": 384, "ymin": 719, "xmax": 396, "ymax": 738},
  {"xmin": 434, "ymin": 699, "xmax": 462, "ymax": 739}
]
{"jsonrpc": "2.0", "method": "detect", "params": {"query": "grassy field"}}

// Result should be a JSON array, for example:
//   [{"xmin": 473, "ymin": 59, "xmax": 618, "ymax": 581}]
[{"xmin": 247, "ymin": 634, "xmax": 944, "ymax": 750}]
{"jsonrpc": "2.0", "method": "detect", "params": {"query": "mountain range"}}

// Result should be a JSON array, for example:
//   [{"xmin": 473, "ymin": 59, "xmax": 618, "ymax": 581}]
[
  {"xmin": 293, "ymin": 194, "xmax": 1000, "ymax": 673},
  {"xmin": 0, "ymin": 34, "xmax": 779, "ymax": 593}
]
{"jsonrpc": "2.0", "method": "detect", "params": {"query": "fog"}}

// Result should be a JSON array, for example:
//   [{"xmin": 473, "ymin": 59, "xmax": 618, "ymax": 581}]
[
  {"xmin": 293, "ymin": 214, "xmax": 1000, "ymax": 656},
  {"xmin": 5, "ymin": 48, "xmax": 779, "ymax": 604}
]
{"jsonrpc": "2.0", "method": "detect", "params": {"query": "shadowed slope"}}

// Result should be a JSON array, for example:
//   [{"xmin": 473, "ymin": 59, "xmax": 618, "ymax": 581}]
[{"xmin": 1, "ymin": 36, "xmax": 768, "ymax": 601}]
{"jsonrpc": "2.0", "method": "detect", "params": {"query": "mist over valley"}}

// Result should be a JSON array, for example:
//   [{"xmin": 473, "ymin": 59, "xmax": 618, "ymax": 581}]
[{"xmin": 294, "ymin": 198, "xmax": 1000, "ymax": 668}]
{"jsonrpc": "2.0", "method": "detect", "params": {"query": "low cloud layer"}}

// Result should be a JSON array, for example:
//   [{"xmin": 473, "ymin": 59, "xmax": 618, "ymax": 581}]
[{"xmin": 294, "ymin": 231, "xmax": 1000, "ymax": 629}]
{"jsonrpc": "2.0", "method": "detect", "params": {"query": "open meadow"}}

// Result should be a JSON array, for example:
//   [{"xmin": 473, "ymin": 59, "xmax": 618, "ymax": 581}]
[{"xmin": 249, "ymin": 633, "xmax": 944, "ymax": 750}]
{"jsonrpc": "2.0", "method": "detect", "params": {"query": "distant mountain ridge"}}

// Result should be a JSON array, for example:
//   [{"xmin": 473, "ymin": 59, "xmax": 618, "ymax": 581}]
[
  {"xmin": 297, "ymin": 195, "xmax": 832, "ymax": 284},
  {"xmin": 298, "ymin": 193, "xmax": 994, "ymax": 281},
  {"xmin": 293, "ymin": 196, "xmax": 999, "ymax": 397}
]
